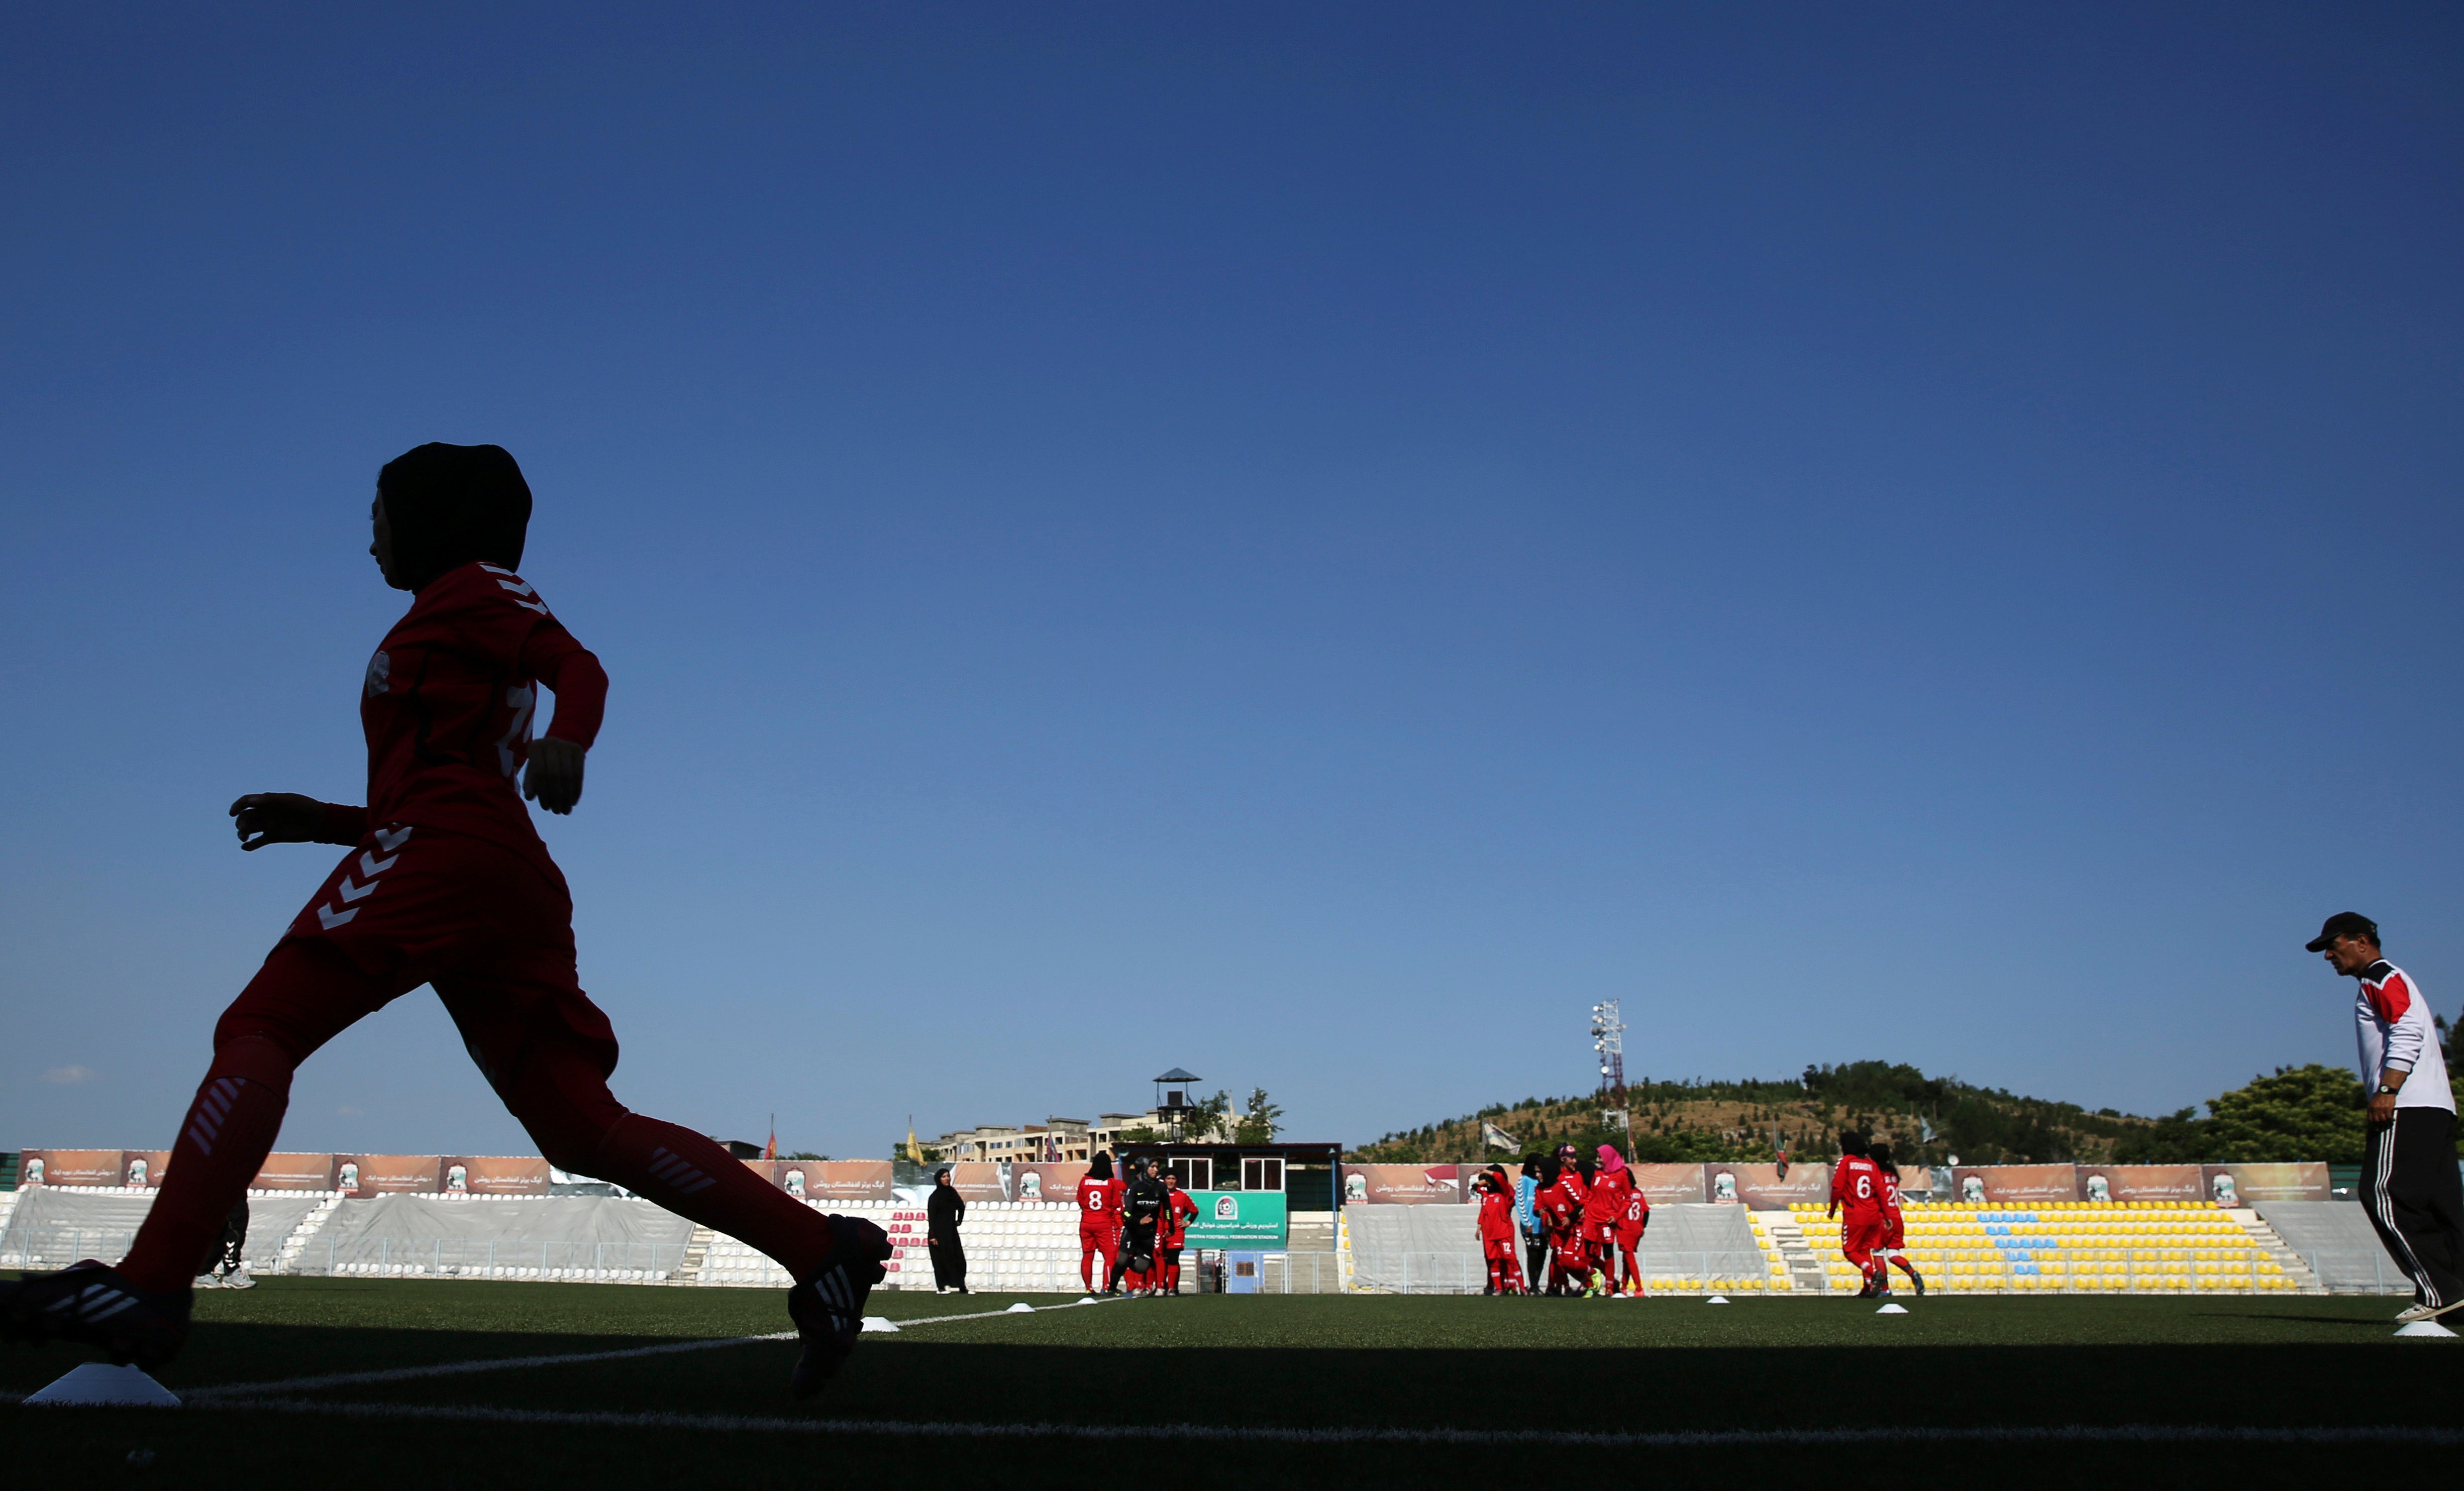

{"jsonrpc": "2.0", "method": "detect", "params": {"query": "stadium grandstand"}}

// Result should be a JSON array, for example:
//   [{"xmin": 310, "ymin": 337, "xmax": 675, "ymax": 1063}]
[{"xmin": 0, "ymin": 1151, "xmax": 2415, "ymax": 1298}]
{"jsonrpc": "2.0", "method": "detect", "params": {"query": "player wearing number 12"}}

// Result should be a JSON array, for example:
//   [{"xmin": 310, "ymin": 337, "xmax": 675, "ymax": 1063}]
[{"xmin": 0, "ymin": 444, "xmax": 889, "ymax": 1394}]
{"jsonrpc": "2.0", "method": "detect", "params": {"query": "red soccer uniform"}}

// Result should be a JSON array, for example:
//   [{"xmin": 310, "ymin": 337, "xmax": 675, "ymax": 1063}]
[
  {"xmin": 1160, "ymin": 1187, "xmax": 1199, "ymax": 1248},
  {"xmin": 280, "ymin": 561, "xmax": 616, "ymax": 1066},
  {"xmin": 1878, "ymin": 1165, "xmax": 1905, "ymax": 1249},
  {"xmin": 1476, "ymin": 1180, "xmax": 1518, "ymax": 1255},
  {"xmin": 1582, "ymin": 1165, "xmax": 1631, "ymax": 1243},
  {"xmin": 1541, "ymin": 1167, "xmax": 1588, "ymax": 1235},
  {"xmin": 1616, "ymin": 1187, "xmax": 1651, "ymax": 1248},
  {"xmin": 1075, "ymin": 1172, "xmax": 1124, "ymax": 1292},
  {"xmin": 1830, "ymin": 1155, "xmax": 1885, "ymax": 1265},
  {"xmin": 342, "ymin": 562, "xmax": 607, "ymax": 874},
  {"xmin": 1075, "ymin": 1175, "xmax": 1125, "ymax": 1233}
]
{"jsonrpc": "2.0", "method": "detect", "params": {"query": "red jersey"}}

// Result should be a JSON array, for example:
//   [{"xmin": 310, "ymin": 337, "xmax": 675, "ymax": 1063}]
[
  {"xmin": 1582, "ymin": 1166, "xmax": 1631, "ymax": 1228},
  {"xmin": 1616, "ymin": 1186, "xmax": 1651, "ymax": 1242},
  {"xmin": 1160, "ymin": 1187, "xmax": 1199, "ymax": 1246},
  {"xmin": 1075, "ymin": 1175, "xmax": 1125, "ymax": 1230},
  {"xmin": 1476, "ymin": 1182, "xmax": 1517, "ymax": 1241},
  {"xmin": 1540, "ymin": 1167, "xmax": 1588, "ymax": 1231},
  {"xmin": 338, "ymin": 561, "xmax": 607, "ymax": 872},
  {"xmin": 1830, "ymin": 1155, "xmax": 1883, "ymax": 1219}
]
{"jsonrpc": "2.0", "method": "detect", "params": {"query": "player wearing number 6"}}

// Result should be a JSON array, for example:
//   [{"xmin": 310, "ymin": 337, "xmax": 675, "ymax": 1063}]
[
  {"xmin": 1826, "ymin": 1129, "xmax": 1887, "ymax": 1298},
  {"xmin": 0, "ymin": 444, "xmax": 889, "ymax": 1393}
]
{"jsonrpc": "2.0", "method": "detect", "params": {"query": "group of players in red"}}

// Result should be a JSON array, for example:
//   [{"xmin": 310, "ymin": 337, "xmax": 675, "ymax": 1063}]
[
  {"xmin": 1073, "ymin": 1151, "xmax": 1201, "ymax": 1297},
  {"xmin": 1828, "ymin": 1131, "xmax": 1926, "ymax": 1299},
  {"xmin": 1471, "ymin": 1143, "xmax": 1653, "ymax": 1296}
]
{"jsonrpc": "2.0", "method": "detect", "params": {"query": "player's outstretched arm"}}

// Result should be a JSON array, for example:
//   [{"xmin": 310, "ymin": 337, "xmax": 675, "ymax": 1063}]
[{"xmin": 230, "ymin": 793, "xmax": 364, "ymax": 850}]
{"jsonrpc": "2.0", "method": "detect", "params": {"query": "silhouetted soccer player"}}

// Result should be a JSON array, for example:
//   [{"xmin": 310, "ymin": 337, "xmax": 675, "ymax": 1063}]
[{"xmin": 0, "ymin": 445, "xmax": 889, "ymax": 1392}]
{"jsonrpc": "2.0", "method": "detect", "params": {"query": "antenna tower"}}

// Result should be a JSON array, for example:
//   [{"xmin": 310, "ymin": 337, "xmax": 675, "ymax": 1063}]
[{"xmin": 1590, "ymin": 999, "xmax": 1630, "ymax": 1157}]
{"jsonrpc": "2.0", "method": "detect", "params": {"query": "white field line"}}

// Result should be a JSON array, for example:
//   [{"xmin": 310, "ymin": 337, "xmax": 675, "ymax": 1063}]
[
  {"xmin": 23, "ymin": 1396, "xmax": 2464, "ymax": 1450},
  {"xmin": 178, "ymin": 1295, "xmax": 1119, "ymax": 1401}
]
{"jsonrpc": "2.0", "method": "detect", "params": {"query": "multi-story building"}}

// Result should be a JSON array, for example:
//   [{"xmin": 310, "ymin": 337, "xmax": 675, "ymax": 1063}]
[{"xmin": 934, "ymin": 1105, "xmax": 1232, "ymax": 1161}]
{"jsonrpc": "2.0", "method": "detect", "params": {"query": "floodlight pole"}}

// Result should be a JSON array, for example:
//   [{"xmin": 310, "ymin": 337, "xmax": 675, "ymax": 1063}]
[{"xmin": 1590, "ymin": 1000, "xmax": 1630, "ymax": 1163}]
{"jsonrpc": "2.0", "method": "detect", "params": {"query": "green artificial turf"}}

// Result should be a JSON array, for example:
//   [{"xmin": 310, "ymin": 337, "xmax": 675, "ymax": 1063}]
[{"xmin": 8, "ymin": 1280, "xmax": 2462, "ymax": 1488}]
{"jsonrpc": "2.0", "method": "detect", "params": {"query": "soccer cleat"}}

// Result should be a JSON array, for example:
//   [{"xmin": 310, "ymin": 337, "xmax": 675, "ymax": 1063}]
[
  {"xmin": 1908, "ymin": 1269, "xmax": 1925, "ymax": 1299},
  {"xmin": 2396, "ymin": 1302, "xmax": 2441, "ymax": 1323},
  {"xmin": 785, "ymin": 1215, "xmax": 891, "ymax": 1399},
  {"xmin": 221, "ymin": 1266, "xmax": 255, "ymax": 1292},
  {"xmin": 193, "ymin": 1274, "xmax": 222, "ymax": 1291},
  {"xmin": 0, "ymin": 1261, "xmax": 193, "ymax": 1370}
]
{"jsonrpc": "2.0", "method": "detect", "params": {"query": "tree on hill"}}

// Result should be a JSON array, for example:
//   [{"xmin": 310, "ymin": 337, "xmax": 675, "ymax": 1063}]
[
  {"xmin": 1349, "ymin": 1061, "xmax": 2152, "ymax": 1165},
  {"xmin": 2110, "ymin": 1063, "xmax": 2370, "ymax": 1166}
]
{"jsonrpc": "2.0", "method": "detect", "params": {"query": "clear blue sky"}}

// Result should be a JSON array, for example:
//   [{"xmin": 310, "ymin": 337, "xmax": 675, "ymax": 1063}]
[{"xmin": 5, "ymin": 6, "xmax": 2460, "ymax": 1160}]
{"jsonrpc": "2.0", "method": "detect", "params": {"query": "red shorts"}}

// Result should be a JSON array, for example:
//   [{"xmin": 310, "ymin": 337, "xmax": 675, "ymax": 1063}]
[
  {"xmin": 254, "ymin": 825, "xmax": 616, "ymax": 1083},
  {"xmin": 1616, "ymin": 1224, "xmax": 1646, "ymax": 1250},
  {"xmin": 1881, "ymin": 1214, "xmax": 1905, "ymax": 1249},
  {"xmin": 1840, "ymin": 1215, "xmax": 1885, "ymax": 1266},
  {"xmin": 1079, "ymin": 1222, "xmax": 1119, "ymax": 1255},
  {"xmin": 1481, "ymin": 1235, "xmax": 1516, "ymax": 1260}
]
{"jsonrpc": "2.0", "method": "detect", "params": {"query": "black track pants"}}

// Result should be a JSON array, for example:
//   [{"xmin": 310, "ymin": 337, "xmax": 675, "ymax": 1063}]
[{"xmin": 2360, "ymin": 1107, "xmax": 2464, "ymax": 1308}]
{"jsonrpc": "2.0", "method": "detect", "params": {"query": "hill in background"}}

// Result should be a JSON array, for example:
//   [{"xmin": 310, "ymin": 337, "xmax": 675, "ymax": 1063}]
[{"xmin": 1345, "ymin": 1060, "xmax": 2151, "ymax": 1167}]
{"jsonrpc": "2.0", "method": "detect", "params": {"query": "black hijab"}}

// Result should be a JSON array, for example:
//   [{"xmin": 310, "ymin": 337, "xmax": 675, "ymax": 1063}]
[
  {"xmin": 378, "ymin": 442, "xmax": 533, "ymax": 591},
  {"xmin": 1090, "ymin": 1151, "xmax": 1114, "ymax": 1181}
]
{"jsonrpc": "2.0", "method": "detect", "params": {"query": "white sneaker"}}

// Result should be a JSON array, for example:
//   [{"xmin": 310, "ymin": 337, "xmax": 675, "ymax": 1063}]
[
  {"xmin": 193, "ymin": 1274, "xmax": 221, "ymax": 1290},
  {"xmin": 221, "ymin": 1266, "xmax": 255, "ymax": 1291}
]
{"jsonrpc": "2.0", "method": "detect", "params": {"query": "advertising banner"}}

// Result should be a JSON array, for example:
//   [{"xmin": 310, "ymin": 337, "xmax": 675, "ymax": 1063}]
[
  {"xmin": 743, "ymin": 1159, "xmax": 895, "ymax": 1202},
  {"xmin": 1707, "ymin": 1162, "xmax": 1827, "ymax": 1210},
  {"xmin": 1010, "ymin": 1163, "xmax": 1089, "ymax": 1206},
  {"xmin": 334, "ymin": 1154, "xmax": 442, "ymax": 1194},
  {"xmin": 1340, "ymin": 1165, "xmax": 1466, "ymax": 1204},
  {"xmin": 119, "ymin": 1150, "xmax": 171, "ymax": 1189},
  {"xmin": 1185, "ymin": 1190, "xmax": 1287, "ymax": 1247},
  {"xmin": 17, "ymin": 1150, "xmax": 122, "ymax": 1187},
  {"xmin": 2204, "ymin": 1163, "xmax": 2329, "ymax": 1205},
  {"xmin": 1952, "ymin": 1165, "xmax": 2081, "ymax": 1205},
  {"xmin": 944, "ymin": 1162, "xmax": 1009, "ymax": 1204},
  {"xmin": 440, "ymin": 1156, "xmax": 552, "ymax": 1196},
  {"xmin": 254, "ymin": 1152, "xmax": 339, "ymax": 1191},
  {"xmin": 2079, "ymin": 1165, "xmax": 2203, "ymax": 1203},
  {"xmin": 1631, "ymin": 1163, "xmax": 1710, "ymax": 1206}
]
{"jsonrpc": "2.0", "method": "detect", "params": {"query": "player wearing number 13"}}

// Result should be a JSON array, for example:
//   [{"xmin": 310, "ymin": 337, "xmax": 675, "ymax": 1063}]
[{"xmin": 0, "ymin": 444, "xmax": 889, "ymax": 1393}]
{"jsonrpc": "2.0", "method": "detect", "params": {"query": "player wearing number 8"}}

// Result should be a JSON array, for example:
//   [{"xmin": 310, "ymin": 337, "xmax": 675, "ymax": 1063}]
[{"xmin": 1077, "ymin": 1150, "xmax": 1126, "ymax": 1294}]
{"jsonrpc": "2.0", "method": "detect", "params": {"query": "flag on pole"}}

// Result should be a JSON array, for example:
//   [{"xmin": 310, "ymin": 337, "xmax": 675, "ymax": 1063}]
[
  {"xmin": 1480, "ymin": 1120, "xmax": 1518, "ymax": 1152},
  {"xmin": 764, "ymin": 1114, "xmax": 776, "ymax": 1162},
  {"xmin": 905, "ymin": 1117, "xmax": 924, "ymax": 1165}
]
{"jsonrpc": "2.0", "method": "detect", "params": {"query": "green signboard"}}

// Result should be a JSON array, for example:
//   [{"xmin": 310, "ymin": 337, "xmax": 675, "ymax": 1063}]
[{"xmin": 1184, "ymin": 1190, "xmax": 1286, "ymax": 1248}]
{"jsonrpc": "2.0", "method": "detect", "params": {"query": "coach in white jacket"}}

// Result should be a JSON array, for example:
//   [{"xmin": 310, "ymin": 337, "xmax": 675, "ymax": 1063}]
[{"xmin": 2309, "ymin": 911, "xmax": 2464, "ymax": 1321}]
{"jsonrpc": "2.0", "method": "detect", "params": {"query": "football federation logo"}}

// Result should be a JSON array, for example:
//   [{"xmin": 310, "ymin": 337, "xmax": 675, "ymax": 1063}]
[
  {"xmin": 1213, "ymin": 1196, "xmax": 1238, "ymax": 1220},
  {"xmin": 364, "ymin": 650, "xmax": 390, "ymax": 697}
]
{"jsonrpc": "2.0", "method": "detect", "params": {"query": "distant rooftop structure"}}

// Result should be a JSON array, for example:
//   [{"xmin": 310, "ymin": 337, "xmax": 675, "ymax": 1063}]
[{"xmin": 1153, "ymin": 1068, "xmax": 1201, "ymax": 1084}]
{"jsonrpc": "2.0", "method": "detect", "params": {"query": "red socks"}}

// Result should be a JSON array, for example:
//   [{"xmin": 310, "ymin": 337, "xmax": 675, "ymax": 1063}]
[
  {"xmin": 120, "ymin": 1070, "xmax": 289, "ymax": 1293},
  {"xmin": 587, "ymin": 1114, "xmax": 832, "ymax": 1281}
]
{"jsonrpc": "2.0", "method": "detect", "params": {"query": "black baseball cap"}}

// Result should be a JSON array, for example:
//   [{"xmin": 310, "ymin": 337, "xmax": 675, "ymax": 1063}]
[{"xmin": 2305, "ymin": 912, "xmax": 2379, "ymax": 952}]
